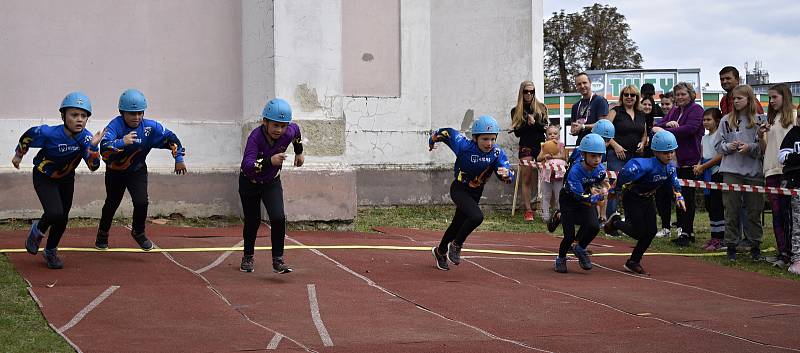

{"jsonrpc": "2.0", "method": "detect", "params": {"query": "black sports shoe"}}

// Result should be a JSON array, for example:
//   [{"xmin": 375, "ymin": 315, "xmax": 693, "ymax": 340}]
[
  {"xmin": 603, "ymin": 213, "xmax": 622, "ymax": 238},
  {"xmin": 95, "ymin": 230, "xmax": 109, "ymax": 250},
  {"xmin": 43, "ymin": 248, "xmax": 63, "ymax": 269},
  {"xmin": 272, "ymin": 257, "xmax": 292, "ymax": 274},
  {"xmin": 572, "ymin": 245, "xmax": 592, "ymax": 270},
  {"xmin": 727, "ymin": 246, "xmax": 737, "ymax": 262},
  {"xmin": 240, "ymin": 255, "xmax": 255, "ymax": 272},
  {"xmin": 26, "ymin": 220, "xmax": 44, "ymax": 255},
  {"xmin": 750, "ymin": 247, "xmax": 764, "ymax": 262},
  {"xmin": 432, "ymin": 247, "xmax": 449, "ymax": 271},
  {"xmin": 132, "ymin": 231, "xmax": 153, "ymax": 251},
  {"xmin": 447, "ymin": 242, "xmax": 462, "ymax": 265},
  {"xmin": 624, "ymin": 260, "xmax": 648, "ymax": 275},
  {"xmin": 547, "ymin": 210, "xmax": 561, "ymax": 233},
  {"xmin": 671, "ymin": 233, "xmax": 695, "ymax": 247},
  {"xmin": 554, "ymin": 256, "xmax": 568, "ymax": 273}
]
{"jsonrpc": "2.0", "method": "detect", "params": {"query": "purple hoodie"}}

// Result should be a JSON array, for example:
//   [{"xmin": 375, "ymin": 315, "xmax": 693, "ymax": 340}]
[
  {"xmin": 240, "ymin": 123, "xmax": 302, "ymax": 183},
  {"xmin": 655, "ymin": 101, "xmax": 704, "ymax": 167}
]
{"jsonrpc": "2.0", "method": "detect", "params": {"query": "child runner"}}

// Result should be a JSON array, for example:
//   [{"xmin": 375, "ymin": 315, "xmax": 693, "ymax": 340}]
[
  {"xmin": 547, "ymin": 119, "xmax": 615, "ymax": 233},
  {"xmin": 13, "ymin": 92, "xmax": 102, "ymax": 268},
  {"xmin": 536, "ymin": 125, "xmax": 567, "ymax": 222},
  {"xmin": 693, "ymin": 108, "xmax": 725, "ymax": 251},
  {"xmin": 603, "ymin": 131, "xmax": 686, "ymax": 275},
  {"xmin": 238, "ymin": 98, "xmax": 303, "ymax": 273},
  {"xmin": 429, "ymin": 115, "xmax": 514, "ymax": 270},
  {"xmin": 95, "ymin": 89, "xmax": 186, "ymax": 251},
  {"xmin": 779, "ymin": 109, "xmax": 800, "ymax": 274},
  {"xmin": 554, "ymin": 133, "xmax": 608, "ymax": 273}
]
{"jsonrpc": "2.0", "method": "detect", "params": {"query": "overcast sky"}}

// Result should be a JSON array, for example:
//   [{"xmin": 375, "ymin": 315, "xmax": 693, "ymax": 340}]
[{"xmin": 544, "ymin": 1, "xmax": 800, "ymax": 91}]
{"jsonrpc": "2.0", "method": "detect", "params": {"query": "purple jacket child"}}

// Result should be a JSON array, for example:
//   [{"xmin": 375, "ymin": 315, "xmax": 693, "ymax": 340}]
[{"xmin": 240, "ymin": 123, "xmax": 303, "ymax": 183}]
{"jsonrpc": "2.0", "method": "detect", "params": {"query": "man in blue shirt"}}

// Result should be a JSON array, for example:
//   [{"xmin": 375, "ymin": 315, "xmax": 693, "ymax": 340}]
[{"xmin": 570, "ymin": 72, "xmax": 609, "ymax": 145}]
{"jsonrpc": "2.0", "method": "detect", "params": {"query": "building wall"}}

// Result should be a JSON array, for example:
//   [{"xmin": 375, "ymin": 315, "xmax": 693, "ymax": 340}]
[{"xmin": 0, "ymin": 0, "xmax": 543, "ymax": 220}]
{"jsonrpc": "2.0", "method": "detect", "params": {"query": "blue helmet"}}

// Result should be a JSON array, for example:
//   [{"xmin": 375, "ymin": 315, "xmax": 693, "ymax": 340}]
[
  {"xmin": 262, "ymin": 98, "xmax": 292, "ymax": 122},
  {"xmin": 651, "ymin": 130, "xmax": 678, "ymax": 152},
  {"xmin": 471, "ymin": 115, "xmax": 500, "ymax": 136},
  {"xmin": 59, "ymin": 92, "xmax": 92, "ymax": 117},
  {"xmin": 119, "ymin": 89, "xmax": 148, "ymax": 112},
  {"xmin": 591, "ymin": 119, "xmax": 615, "ymax": 139},
  {"xmin": 579, "ymin": 133, "xmax": 607, "ymax": 154}
]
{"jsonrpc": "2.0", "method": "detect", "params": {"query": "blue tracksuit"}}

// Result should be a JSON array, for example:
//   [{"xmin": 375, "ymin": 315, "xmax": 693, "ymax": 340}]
[
  {"xmin": 558, "ymin": 158, "xmax": 607, "ymax": 258},
  {"xmin": 429, "ymin": 128, "xmax": 514, "ymax": 253},
  {"xmin": 610, "ymin": 157, "xmax": 684, "ymax": 264},
  {"xmin": 100, "ymin": 116, "xmax": 184, "ymax": 172},
  {"xmin": 16, "ymin": 125, "xmax": 100, "ymax": 177}
]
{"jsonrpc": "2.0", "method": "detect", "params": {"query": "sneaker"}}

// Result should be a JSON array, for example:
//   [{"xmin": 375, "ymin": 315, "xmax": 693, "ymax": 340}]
[
  {"xmin": 432, "ymin": 247, "xmax": 449, "ymax": 271},
  {"xmin": 624, "ymin": 260, "xmax": 648, "ymax": 275},
  {"xmin": 671, "ymin": 233, "xmax": 695, "ymax": 247},
  {"xmin": 95, "ymin": 230, "xmax": 109, "ymax": 250},
  {"xmin": 43, "ymin": 248, "xmax": 63, "ymax": 269},
  {"xmin": 240, "ymin": 255, "xmax": 255, "ymax": 272},
  {"xmin": 766, "ymin": 256, "xmax": 789, "ymax": 268},
  {"xmin": 25, "ymin": 220, "xmax": 44, "ymax": 255},
  {"xmin": 554, "ymin": 256, "xmax": 568, "ymax": 273},
  {"xmin": 655, "ymin": 228, "xmax": 671, "ymax": 238},
  {"xmin": 603, "ymin": 213, "xmax": 622, "ymax": 238},
  {"xmin": 750, "ymin": 247, "xmax": 764, "ymax": 262},
  {"xmin": 789, "ymin": 261, "xmax": 800, "ymax": 275},
  {"xmin": 272, "ymin": 257, "xmax": 293, "ymax": 274},
  {"xmin": 132, "ymin": 231, "xmax": 153, "ymax": 251},
  {"xmin": 523, "ymin": 210, "xmax": 534, "ymax": 222},
  {"xmin": 572, "ymin": 245, "xmax": 592, "ymax": 270},
  {"xmin": 727, "ymin": 246, "xmax": 737, "ymax": 262},
  {"xmin": 447, "ymin": 242, "xmax": 462, "ymax": 265},
  {"xmin": 704, "ymin": 238, "xmax": 725, "ymax": 251},
  {"xmin": 547, "ymin": 210, "xmax": 561, "ymax": 233}
]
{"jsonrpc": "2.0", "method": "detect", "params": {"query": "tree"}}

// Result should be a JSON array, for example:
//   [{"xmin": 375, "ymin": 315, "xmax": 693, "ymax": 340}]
[
  {"xmin": 544, "ymin": 4, "xmax": 643, "ymax": 93},
  {"xmin": 543, "ymin": 10, "xmax": 583, "ymax": 93}
]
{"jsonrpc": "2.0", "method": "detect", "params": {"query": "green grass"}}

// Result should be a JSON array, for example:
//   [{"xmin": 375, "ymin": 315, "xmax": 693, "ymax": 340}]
[{"xmin": 1, "ymin": 207, "xmax": 797, "ymax": 349}]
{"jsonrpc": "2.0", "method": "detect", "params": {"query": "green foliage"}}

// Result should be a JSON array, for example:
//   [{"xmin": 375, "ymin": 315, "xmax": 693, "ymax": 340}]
[{"xmin": 544, "ymin": 4, "xmax": 644, "ymax": 93}]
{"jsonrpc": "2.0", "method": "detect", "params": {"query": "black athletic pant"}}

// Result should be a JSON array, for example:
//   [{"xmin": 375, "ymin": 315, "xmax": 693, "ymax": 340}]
[
  {"xmin": 32, "ymin": 171, "xmax": 74, "ymax": 250},
  {"xmin": 99, "ymin": 167, "xmax": 149, "ymax": 235},
  {"xmin": 612, "ymin": 192, "xmax": 657, "ymax": 264},
  {"xmin": 705, "ymin": 172, "xmax": 725, "ymax": 240},
  {"xmin": 437, "ymin": 181, "xmax": 484, "ymax": 254},
  {"xmin": 239, "ymin": 174, "xmax": 286, "ymax": 257},
  {"xmin": 676, "ymin": 167, "xmax": 697, "ymax": 235},
  {"xmin": 557, "ymin": 189, "xmax": 599, "ymax": 258},
  {"xmin": 655, "ymin": 182, "xmax": 672, "ymax": 229}
]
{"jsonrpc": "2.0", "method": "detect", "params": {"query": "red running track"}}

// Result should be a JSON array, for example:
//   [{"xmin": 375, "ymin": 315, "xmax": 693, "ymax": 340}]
[{"xmin": 2, "ymin": 225, "xmax": 800, "ymax": 352}]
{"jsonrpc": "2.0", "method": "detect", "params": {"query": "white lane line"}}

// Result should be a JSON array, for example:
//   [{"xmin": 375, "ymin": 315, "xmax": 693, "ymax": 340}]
[
  {"xmin": 283, "ymin": 232, "xmax": 546, "ymax": 352},
  {"xmin": 49, "ymin": 323, "xmax": 84, "ymax": 353},
  {"xmin": 157, "ymin": 240, "xmax": 317, "ymax": 352},
  {"xmin": 27, "ymin": 287, "xmax": 43, "ymax": 308},
  {"xmin": 58, "ymin": 286, "xmax": 119, "ymax": 333},
  {"xmin": 307, "ymin": 284, "xmax": 334, "ymax": 347},
  {"xmin": 195, "ymin": 239, "xmax": 244, "ymax": 274},
  {"xmin": 267, "ymin": 333, "xmax": 284, "ymax": 350}
]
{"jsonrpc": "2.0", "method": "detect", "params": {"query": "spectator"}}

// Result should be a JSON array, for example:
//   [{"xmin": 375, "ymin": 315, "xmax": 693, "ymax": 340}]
[
  {"xmin": 653, "ymin": 82, "xmax": 704, "ymax": 246},
  {"xmin": 713, "ymin": 85, "xmax": 766, "ymax": 262},
  {"xmin": 570, "ymin": 73, "xmax": 609, "ymax": 145},
  {"xmin": 694, "ymin": 108, "xmax": 725, "ymax": 250},
  {"xmin": 510, "ymin": 80, "xmax": 548, "ymax": 221},
  {"xmin": 605, "ymin": 85, "xmax": 646, "ymax": 218}
]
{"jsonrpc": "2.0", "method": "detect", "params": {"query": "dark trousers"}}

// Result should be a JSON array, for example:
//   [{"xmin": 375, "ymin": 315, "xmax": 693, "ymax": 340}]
[
  {"xmin": 655, "ymin": 182, "xmax": 672, "ymax": 229},
  {"xmin": 99, "ymin": 167, "xmax": 149, "ymax": 235},
  {"xmin": 705, "ymin": 172, "xmax": 725, "ymax": 240},
  {"xmin": 33, "ymin": 171, "xmax": 74, "ymax": 250},
  {"xmin": 558, "ymin": 189, "xmax": 599, "ymax": 257},
  {"xmin": 676, "ymin": 167, "xmax": 697, "ymax": 234},
  {"xmin": 612, "ymin": 192, "xmax": 657, "ymax": 264},
  {"xmin": 239, "ymin": 174, "xmax": 286, "ymax": 257},
  {"xmin": 437, "ymin": 181, "xmax": 484, "ymax": 253}
]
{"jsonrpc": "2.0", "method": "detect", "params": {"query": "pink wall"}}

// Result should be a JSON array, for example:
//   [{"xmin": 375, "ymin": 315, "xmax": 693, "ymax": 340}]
[{"xmin": 0, "ymin": 0, "xmax": 242, "ymax": 121}]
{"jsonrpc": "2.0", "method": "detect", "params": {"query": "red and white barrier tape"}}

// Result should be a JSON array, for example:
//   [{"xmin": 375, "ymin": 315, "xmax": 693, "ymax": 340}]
[{"xmin": 517, "ymin": 159, "xmax": 800, "ymax": 196}]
